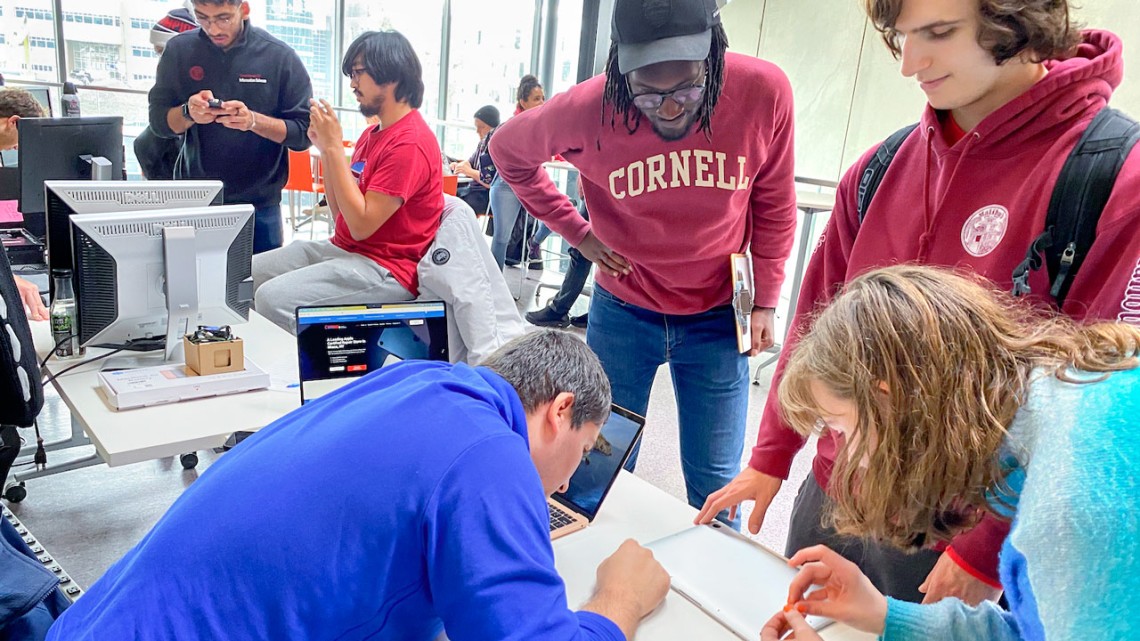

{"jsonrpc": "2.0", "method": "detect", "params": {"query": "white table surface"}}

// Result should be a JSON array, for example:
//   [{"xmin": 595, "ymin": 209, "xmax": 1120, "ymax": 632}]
[
  {"xmin": 555, "ymin": 473, "xmax": 874, "ymax": 641},
  {"xmin": 32, "ymin": 312, "xmax": 301, "ymax": 467},
  {"xmin": 795, "ymin": 189, "xmax": 836, "ymax": 212}
]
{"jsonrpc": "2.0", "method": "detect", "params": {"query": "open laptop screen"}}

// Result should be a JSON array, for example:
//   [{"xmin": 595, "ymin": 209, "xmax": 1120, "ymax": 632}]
[
  {"xmin": 295, "ymin": 302, "xmax": 448, "ymax": 404},
  {"xmin": 554, "ymin": 405, "xmax": 645, "ymax": 519}
]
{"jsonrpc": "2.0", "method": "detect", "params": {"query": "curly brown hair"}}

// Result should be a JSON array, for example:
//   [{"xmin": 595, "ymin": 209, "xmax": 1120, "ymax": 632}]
[
  {"xmin": 0, "ymin": 88, "xmax": 45, "ymax": 119},
  {"xmin": 778, "ymin": 265, "xmax": 1140, "ymax": 550},
  {"xmin": 866, "ymin": 0, "xmax": 1082, "ymax": 64}
]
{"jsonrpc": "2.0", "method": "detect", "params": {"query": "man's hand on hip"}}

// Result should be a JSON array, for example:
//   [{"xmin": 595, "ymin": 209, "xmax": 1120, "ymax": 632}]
[{"xmin": 578, "ymin": 231, "xmax": 630, "ymax": 278}]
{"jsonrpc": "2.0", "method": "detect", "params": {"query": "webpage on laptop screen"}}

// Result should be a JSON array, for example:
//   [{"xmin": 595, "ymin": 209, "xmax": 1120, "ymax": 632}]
[{"xmin": 296, "ymin": 303, "xmax": 448, "ymax": 403}]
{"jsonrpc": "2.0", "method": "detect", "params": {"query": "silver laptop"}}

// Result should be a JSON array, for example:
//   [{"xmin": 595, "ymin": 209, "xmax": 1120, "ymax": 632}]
[{"xmin": 549, "ymin": 405, "xmax": 645, "ymax": 539}]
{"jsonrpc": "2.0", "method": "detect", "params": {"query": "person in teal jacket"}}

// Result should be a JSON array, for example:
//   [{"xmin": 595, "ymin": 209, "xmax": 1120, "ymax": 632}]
[{"xmin": 758, "ymin": 265, "xmax": 1140, "ymax": 641}]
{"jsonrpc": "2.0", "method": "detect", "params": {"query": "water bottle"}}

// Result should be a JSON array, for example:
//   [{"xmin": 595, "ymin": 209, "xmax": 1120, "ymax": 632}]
[
  {"xmin": 49, "ymin": 269, "xmax": 83, "ymax": 358},
  {"xmin": 61, "ymin": 82, "xmax": 81, "ymax": 117}
]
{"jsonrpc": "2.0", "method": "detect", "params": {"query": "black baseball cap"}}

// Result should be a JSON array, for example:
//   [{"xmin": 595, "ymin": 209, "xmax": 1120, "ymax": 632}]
[{"xmin": 611, "ymin": 0, "xmax": 722, "ymax": 74}]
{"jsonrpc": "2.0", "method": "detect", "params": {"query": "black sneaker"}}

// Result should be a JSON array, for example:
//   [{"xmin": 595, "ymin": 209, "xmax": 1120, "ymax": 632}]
[
  {"xmin": 569, "ymin": 313, "xmax": 589, "ymax": 328},
  {"xmin": 526, "ymin": 306, "xmax": 570, "ymax": 328}
]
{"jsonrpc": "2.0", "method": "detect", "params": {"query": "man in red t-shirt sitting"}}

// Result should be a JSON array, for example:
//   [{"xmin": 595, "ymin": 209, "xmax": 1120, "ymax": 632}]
[{"xmin": 253, "ymin": 30, "xmax": 444, "ymax": 333}]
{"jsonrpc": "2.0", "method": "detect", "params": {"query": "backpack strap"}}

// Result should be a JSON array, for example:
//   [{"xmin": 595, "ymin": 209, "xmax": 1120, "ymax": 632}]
[
  {"xmin": 856, "ymin": 123, "xmax": 919, "ymax": 224},
  {"xmin": 1011, "ymin": 107, "xmax": 1140, "ymax": 307}
]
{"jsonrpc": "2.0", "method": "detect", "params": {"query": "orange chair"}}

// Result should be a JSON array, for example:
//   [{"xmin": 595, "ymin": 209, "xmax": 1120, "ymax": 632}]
[
  {"xmin": 442, "ymin": 174, "xmax": 458, "ymax": 196},
  {"xmin": 284, "ymin": 149, "xmax": 319, "ymax": 230}
]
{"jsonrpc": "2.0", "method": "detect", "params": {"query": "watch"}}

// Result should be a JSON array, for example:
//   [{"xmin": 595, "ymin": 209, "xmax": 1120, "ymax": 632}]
[{"xmin": 181, "ymin": 103, "xmax": 192, "ymax": 122}]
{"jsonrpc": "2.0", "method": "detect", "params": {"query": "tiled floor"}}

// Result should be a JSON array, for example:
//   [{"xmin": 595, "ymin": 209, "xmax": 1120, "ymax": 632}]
[{"xmin": 3, "ymin": 214, "xmax": 821, "ymax": 591}]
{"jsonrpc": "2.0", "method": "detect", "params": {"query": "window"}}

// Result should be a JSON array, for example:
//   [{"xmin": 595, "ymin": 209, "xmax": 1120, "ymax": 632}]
[
  {"xmin": 551, "ymin": 0, "xmax": 583, "ymax": 95},
  {"xmin": 4, "ymin": 1, "xmax": 59, "ymax": 82},
  {"xmin": 246, "ymin": 0, "xmax": 336, "ymax": 105},
  {"xmin": 444, "ymin": 0, "xmax": 537, "ymax": 160}
]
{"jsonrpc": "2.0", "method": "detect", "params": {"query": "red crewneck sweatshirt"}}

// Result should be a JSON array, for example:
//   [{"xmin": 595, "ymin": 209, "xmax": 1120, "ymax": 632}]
[
  {"xmin": 751, "ymin": 30, "xmax": 1140, "ymax": 583},
  {"xmin": 489, "ymin": 53, "xmax": 798, "ymax": 314}
]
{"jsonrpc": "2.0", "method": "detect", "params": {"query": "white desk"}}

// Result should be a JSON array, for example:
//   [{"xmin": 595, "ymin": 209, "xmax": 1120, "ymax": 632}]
[
  {"xmin": 24, "ymin": 312, "xmax": 300, "ymax": 472},
  {"xmin": 555, "ymin": 472, "xmax": 874, "ymax": 641}
]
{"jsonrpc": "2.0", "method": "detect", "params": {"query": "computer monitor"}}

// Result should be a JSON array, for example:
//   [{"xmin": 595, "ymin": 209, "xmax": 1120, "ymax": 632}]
[
  {"xmin": 69, "ymin": 204, "xmax": 255, "ymax": 364},
  {"xmin": 44, "ymin": 180, "xmax": 224, "ymax": 274},
  {"xmin": 16, "ymin": 116, "xmax": 124, "ymax": 236}
]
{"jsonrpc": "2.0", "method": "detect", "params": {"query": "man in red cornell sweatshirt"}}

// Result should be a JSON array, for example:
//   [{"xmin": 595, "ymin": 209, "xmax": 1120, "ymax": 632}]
[
  {"xmin": 698, "ymin": 0, "xmax": 1140, "ymax": 610},
  {"xmin": 491, "ymin": 0, "xmax": 797, "ymax": 527}
]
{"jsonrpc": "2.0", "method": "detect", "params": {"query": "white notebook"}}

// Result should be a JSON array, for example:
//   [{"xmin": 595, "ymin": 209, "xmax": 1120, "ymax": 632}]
[{"xmin": 646, "ymin": 523, "xmax": 831, "ymax": 639}]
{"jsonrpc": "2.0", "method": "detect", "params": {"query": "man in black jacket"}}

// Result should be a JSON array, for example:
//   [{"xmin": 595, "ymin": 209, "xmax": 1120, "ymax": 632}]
[{"xmin": 147, "ymin": 0, "xmax": 312, "ymax": 253}]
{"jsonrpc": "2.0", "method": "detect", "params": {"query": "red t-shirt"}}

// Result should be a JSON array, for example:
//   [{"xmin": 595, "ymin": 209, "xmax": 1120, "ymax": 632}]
[
  {"xmin": 941, "ymin": 110, "xmax": 968, "ymax": 146},
  {"xmin": 331, "ymin": 110, "xmax": 443, "ymax": 295}
]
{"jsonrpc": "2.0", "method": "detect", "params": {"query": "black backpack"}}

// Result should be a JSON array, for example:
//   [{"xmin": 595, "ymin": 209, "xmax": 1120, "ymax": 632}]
[{"xmin": 855, "ymin": 107, "xmax": 1140, "ymax": 309}]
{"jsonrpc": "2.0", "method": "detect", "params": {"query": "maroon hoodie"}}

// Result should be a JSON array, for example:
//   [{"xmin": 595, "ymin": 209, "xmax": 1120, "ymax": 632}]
[{"xmin": 751, "ymin": 30, "xmax": 1140, "ymax": 584}]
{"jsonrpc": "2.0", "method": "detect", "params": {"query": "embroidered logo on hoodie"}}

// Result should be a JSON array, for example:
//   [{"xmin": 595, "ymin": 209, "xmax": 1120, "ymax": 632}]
[
  {"xmin": 961, "ymin": 205, "xmax": 1009, "ymax": 257},
  {"xmin": 1120, "ymin": 259, "xmax": 1140, "ymax": 325}
]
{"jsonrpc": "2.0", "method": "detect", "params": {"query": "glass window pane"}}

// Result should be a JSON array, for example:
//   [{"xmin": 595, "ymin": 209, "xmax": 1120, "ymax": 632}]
[
  {"xmin": 1, "ymin": 0, "xmax": 58, "ymax": 83},
  {"xmin": 551, "ymin": 0, "xmax": 583, "ymax": 95},
  {"xmin": 444, "ymin": 0, "xmax": 536, "ymax": 161},
  {"xmin": 342, "ymin": 0, "xmax": 446, "ymax": 126},
  {"xmin": 246, "ymin": 0, "xmax": 336, "ymax": 105}
]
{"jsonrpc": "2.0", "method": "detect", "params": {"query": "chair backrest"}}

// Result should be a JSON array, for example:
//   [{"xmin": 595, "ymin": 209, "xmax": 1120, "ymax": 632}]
[
  {"xmin": 284, "ymin": 149, "xmax": 316, "ymax": 193},
  {"xmin": 417, "ymin": 195, "xmax": 526, "ymax": 364},
  {"xmin": 442, "ymin": 175, "xmax": 458, "ymax": 196}
]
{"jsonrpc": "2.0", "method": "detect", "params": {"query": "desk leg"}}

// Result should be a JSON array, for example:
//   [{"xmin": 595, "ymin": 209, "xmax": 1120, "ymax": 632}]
[
  {"xmin": 16, "ymin": 415, "xmax": 91, "ymax": 460},
  {"xmin": 13, "ymin": 452, "xmax": 102, "ymax": 482},
  {"xmin": 752, "ymin": 208, "xmax": 819, "ymax": 383}
]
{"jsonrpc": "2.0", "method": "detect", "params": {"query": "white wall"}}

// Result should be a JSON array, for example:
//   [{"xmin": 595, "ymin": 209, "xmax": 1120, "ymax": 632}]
[{"xmin": 721, "ymin": 0, "xmax": 1140, "ymax": 181}]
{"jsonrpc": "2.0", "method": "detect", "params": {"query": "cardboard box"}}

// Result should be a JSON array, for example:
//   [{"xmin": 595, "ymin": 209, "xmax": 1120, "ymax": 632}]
[{"xmin": 183, "ymin": 336, "xmax": 244, "ymax": 376}]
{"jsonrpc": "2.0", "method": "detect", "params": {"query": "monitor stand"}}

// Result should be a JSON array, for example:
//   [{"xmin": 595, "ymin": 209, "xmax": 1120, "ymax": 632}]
[{"xmin": 99, "ymin": 225, "xmax": 200, "ymax": 372}]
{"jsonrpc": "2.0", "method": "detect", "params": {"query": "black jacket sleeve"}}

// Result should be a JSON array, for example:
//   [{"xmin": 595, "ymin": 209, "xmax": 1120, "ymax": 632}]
[
  {"xmin": 148, "ymin": 44, "xmax": 183, "ymax": 139},
  {"xmin": 276, "ymin": 48, "xmax": 313, "ymax": 152}
]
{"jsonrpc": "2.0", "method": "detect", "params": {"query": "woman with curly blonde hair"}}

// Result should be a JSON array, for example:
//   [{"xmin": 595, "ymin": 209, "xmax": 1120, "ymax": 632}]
[{"xmin": 761, "ymin": 264, "xmax": 1140, "ymax": 641}]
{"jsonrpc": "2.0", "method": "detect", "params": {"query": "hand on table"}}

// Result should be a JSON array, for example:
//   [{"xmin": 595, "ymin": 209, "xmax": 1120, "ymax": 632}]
[
  {"xmin": 14, "ymin": 275, "xmax": 48, "ymax": 321},
  {"xmin": 694, "ymin": 466, "xmax": 782, "ymax": 534}
]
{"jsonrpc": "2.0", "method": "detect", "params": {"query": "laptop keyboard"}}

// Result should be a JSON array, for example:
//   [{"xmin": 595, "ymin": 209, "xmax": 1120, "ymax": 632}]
[{"xmin": 549, "ymin": 503, "xmax": 577, "ymax": 531}]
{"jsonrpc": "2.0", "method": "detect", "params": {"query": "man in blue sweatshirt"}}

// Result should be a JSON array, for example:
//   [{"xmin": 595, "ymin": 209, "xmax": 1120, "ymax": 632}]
[
  {"xmin": 147, "ymin": 0, "xmax": 312, "ymax": 253},
  {"xmin": 47, "ymin": 330, "xmax": 669, "ymax": 641}
]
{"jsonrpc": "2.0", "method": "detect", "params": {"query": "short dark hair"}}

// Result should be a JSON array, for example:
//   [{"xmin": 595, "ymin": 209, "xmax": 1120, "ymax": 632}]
[
  {"xmin": 602, "ymin": 23, "xmax": 728, "ymax": 138},
  {"xmin": 342, "ymin": 31, "xmax": 425, "ymax": 109},
  {"xmin": 866, "ymin": 0, "xmax": 1081, "ymax": 64},
  {"xmin": 0, "ymin": 88, "xmax": 45, "ymax": 119},
  {"xmin": 516, "ymin": 74, "xmax": 542, "ymax": 106},
  {"xmin": 191, "ymin": 0, "xmax": 242, "ymax": 7},
  {"xmin": 481, "ymin": 330, "xmax": 611, "ymax": 430}
]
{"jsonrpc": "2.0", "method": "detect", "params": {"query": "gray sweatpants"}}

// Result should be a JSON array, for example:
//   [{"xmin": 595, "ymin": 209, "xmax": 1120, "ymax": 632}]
[
  {"xmin": 785, "ymin": 474, "xmax": 942, "ymax": 603},
  {"xmin": 252, "ymin": 240, "xmax": 413, "ymax": 334}
]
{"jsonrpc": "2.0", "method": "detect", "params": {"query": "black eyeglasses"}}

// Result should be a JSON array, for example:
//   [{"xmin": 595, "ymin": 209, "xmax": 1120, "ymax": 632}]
[
  {"xmin": 630, "ymin": 83, "xmax": 706, "ymax": 111},
  {"xmin": 347, "ymin": 67, "xmax": 369, "ymax": 82}
]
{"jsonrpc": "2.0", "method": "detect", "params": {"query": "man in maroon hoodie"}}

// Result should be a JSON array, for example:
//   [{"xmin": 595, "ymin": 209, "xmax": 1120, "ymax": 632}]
[
  {"xmin": 698, "ymin": 0, "xmax": 1140, "ymax": 608},
  {"xmin": 491, "ymin": 0, "xmax": 797, "ymax": 526}
]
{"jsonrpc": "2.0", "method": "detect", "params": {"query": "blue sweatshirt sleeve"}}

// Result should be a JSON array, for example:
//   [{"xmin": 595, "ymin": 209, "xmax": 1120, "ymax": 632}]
[
  {"xmin": 882, "ymin": 597, "xmax": 1021, "ymax": 641},
  {"xmin": 423, "ymin": 435, "xmax": 624, "ymax": 641}
]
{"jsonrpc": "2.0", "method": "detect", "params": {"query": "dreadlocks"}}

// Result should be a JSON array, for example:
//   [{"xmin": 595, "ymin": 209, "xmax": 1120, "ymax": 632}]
[{"xmin": 601, "ymin": 23, "xmax": 729, "ymax": 139}]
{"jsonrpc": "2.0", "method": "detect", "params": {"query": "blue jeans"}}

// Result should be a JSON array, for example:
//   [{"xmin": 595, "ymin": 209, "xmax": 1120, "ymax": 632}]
[
  {"xmin": 587, "ymin": 285, "xmax": 748, "ymax": 528},
  {"xmin": 253, "ymin": 204, "xmax": 284, "ymax": 255},
  {"xmin": 488, "ymin": 174, "xmax": 525, "ymax": 270}
]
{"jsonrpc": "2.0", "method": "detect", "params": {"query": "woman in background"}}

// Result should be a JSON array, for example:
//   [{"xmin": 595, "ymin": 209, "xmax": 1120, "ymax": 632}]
[
  {"xmin": 761, "ymin": 265, "xmax": 1140, "ymax": 641},
  {"xmin": 488, "ymin": 74, "xmax": 544, "ymax": 270}
]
